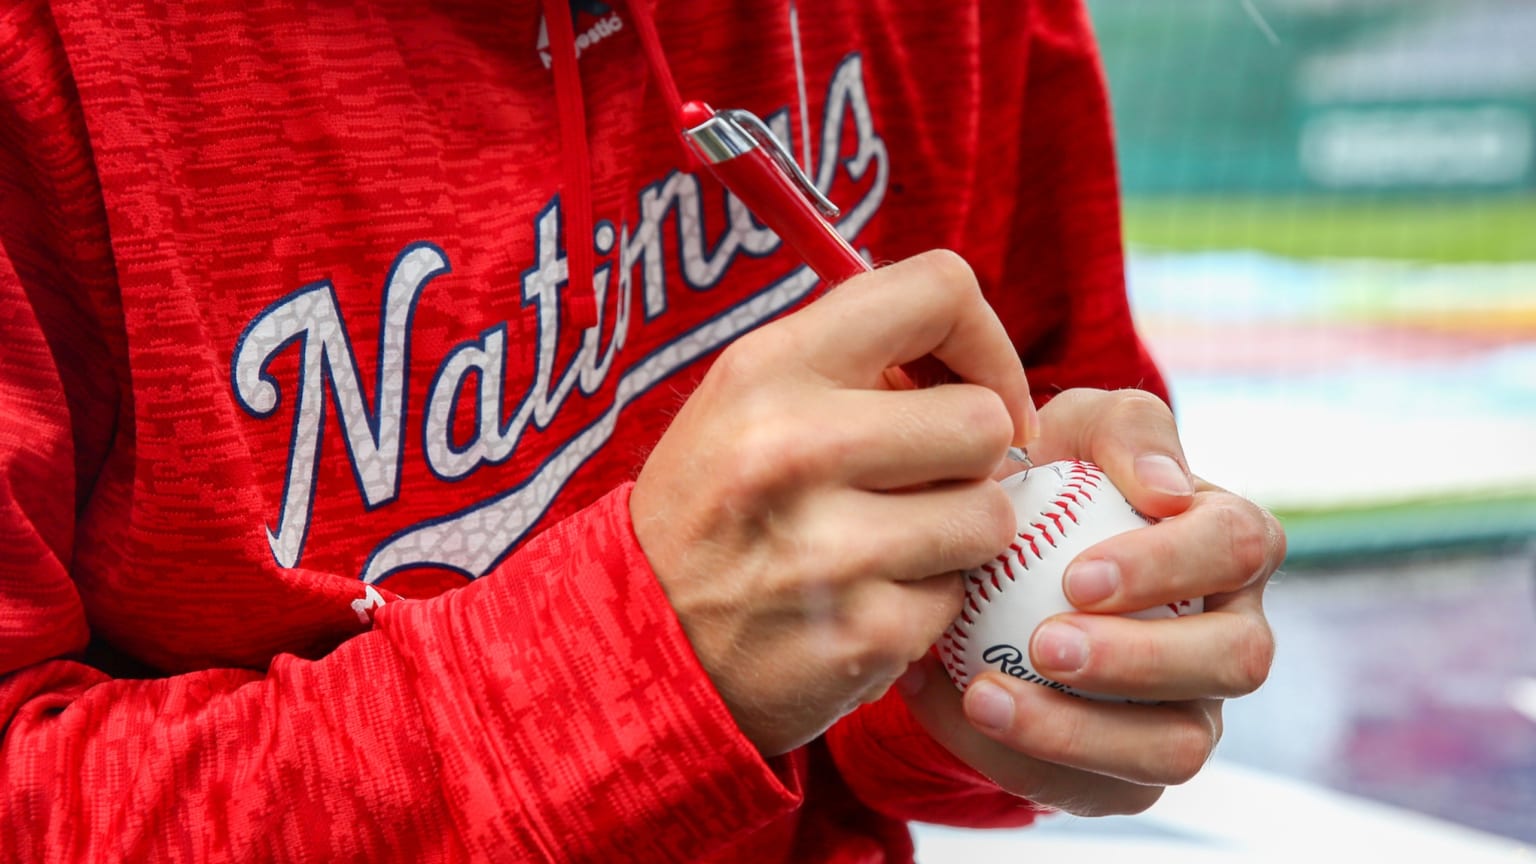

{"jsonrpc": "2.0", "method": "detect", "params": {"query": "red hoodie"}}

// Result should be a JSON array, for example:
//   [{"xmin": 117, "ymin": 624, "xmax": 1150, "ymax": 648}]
[{"xmin": 0, "ymin": 0, "xmax": 1165, "ymax": 860}]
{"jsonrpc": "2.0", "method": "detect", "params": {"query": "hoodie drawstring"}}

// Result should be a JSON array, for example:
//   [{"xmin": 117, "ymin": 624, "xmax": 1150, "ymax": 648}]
[
  {"xmin": 541, "ymin": 0, "xmax": 598, "ymax": 329},
  {"xmin": 623, "ymin": 0, "xmax": 686, "ymax": 134},
  {"xmin": 540, "ymin": 0, "xmax": 689, "ymax": 332}
]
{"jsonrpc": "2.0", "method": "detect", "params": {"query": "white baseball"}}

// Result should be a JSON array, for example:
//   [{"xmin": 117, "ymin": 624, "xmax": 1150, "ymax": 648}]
[{"xmin": 938, "ymin": 459, "xmax": 1203, "ymax": 700}]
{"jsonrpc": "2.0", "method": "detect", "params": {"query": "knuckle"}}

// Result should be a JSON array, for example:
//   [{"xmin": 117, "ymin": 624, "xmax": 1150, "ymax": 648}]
[
  {"xmin": 1112, "ymin": 387, "xmax": 1174, "ymax": 420},
  {"xmin": 1100, "ymin": 389, "xmax": 1173, "ymax": 435},
  {"xmin": 1045, "ymin": 705, "xmax": 1093, "ymax": 764},
  {"xmin": 719, "ymin": 325, "xmax": 797, "ymax": 381},
  {"xmin": 939, "ymin": 483, "xmax": 1017, "ymax": 570},
  {"xmin": 713, "ymin": 333, "xmax": 768, "ymax": 384},
  {"xmin": 1117, "ymin": 626, "xmax": 1167, "ymax": 683},
  {"xmin": 957, "ymin": 387, "xmax": 1014, "ymax": 456},
  {"xmin": 981, "ymin": 482, "xmax": 1020, "ymax": 552},
  {"xmin": 834, "ymin": 532, "xmax": 892, "ymax": 585},
  {"xmin": 935, "ymin": 572, "xmax": 968, "ymax": 627},
  {"xmin": 1222, "ymin": 617, "xmax": 1275, "ymax": 696},
  {"xmin": 728, "ymin": 421, "xmax": 814, "ymax": 498},
  {"xmin": 1123, "ymin": 527, "xmax": 1182, "ymax": 605},
  {"xmin": 917, "ymin": 249, "xmax": 980, "ymax": 301},
  {"xmin": 847, "ymin": 601, "xmax": 916, "ymax": 671},
  {"xmin": 1080, "ymin": 388, "xmax": 1169, "ymax": 455},
  {"xmin": 1161, "ymin": 722, "xmax": 1215, "ymax": 786},
  {"xmin": 1216, "ymin": 498, "xmax": 1271, "ymax": 589},
  {"xmin": 1263, "ymin": 506, "xmax": 1289, "ymax": 575},
  {"xmin": 1051, "ymin": 387, "xmax": 1100, "ymax": 410}
]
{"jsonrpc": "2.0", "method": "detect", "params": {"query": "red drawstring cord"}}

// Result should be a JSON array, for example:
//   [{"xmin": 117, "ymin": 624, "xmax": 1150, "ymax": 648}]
[
  {"xmin": 541, "ymin": 0, "xmax": 598, "ymax": 330},
  {"xmin": 541, "ymin": 0, "xmax": 696, "ymax": 333},
  {"xmin": 623, "ymin": 0, "xmax": 686, "ymax": 135}
]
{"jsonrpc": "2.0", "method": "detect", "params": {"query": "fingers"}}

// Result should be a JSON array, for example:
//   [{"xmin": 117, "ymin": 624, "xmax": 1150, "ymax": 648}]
[
  {"xmin": 833, "ymin": 573, "xmax": 970, "ymax": 686},
  {"xmin": 711, "ymin": 384, "xmax": 1014, "ymax": 504},
  {"xmin": 1030, "ymin": 389, "xmax": 1193, "ymax": 518},
  {"xmin": 807, "ymin": 480, "xmax": 1018, "ymax": 582},
  {"xmin": 1029, "ymin": 605, "xmax": 1274, "ymax": 702},
  {"xmin": 1027, "ymin": 389, "xmax": 1284, "ymax": 699},
  {"xmin": 961, "ymin": 670, "xmax": 1224, "ymax": 789},
  {"xmin": 881, "ymin": 384, "xmax": 1278, "ymax": 814},
  {"xmin": 790, "ymin": 250, "xmax": 1037, "ymax": 443},
  {"xmin": 1063, "ymin": 488, "xmax": 1286, "ymax": 612},
  {"xmin": 633, "ymin": 248, "xmax": 1045, "ymax": 755},
  {"xmin": 899, "ymin": 656, "xmax": 1190, "ymax": 816},
  {"xmin": 1037, "ymin": 485, "xmax": 1279, "ymax": 702},
  {"xmin": 819, "ymin": 384, "xmax": 1017, "ymax": 490}
]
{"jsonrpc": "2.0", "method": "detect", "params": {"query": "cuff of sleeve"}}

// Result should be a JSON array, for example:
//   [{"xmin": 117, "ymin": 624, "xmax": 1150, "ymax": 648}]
[
  {"xmin": 826, "ymin": 690, "xmax": 1046, "ymax": 829},
  {"xmin": 382, "ymin": 482, "xmax": 801, "ymax": 861}
]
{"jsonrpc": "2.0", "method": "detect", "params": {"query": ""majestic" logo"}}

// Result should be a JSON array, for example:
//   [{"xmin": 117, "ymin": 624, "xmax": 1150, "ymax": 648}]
[
  {"xmin": 535, "ymin": 1, "xmax": 623, "ymax": 70},
  {"xmin": 231, "ymin": 54, "xmax": 889, "ymax": 584}
]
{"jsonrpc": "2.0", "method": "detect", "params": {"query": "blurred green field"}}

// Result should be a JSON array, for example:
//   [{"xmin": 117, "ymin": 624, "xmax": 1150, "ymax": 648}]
[
  {"xmin": 1122, "ymin": 196, "xmax": 1536, "ymax": 262},
  {"xmin": 1276, "ymin": 493, "xmax": 1536, "ymax": 564}
]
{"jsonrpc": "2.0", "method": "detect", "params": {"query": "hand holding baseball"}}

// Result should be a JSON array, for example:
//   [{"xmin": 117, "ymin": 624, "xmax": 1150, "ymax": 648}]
[
  {"xmin": 630, "ymin": 251, "xmax": 1037, "ymax": 756},
  {"xmin": 939, "ymin": 459, "xmax": 1204, "ymax": 700},
  {"xmin": 900, "ymin": 388, "xmax": 1285, "ymax": 816}
]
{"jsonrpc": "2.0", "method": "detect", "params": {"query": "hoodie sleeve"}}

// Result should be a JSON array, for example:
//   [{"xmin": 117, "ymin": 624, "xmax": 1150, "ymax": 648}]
[
  {"xmin": 0, "ymin": 4, "xmax": 799, "ymax": 858},
  {"xmin": 0, "ymin": 183, "xmax": 800, "ymax": 861},
  {"xmin": 822, "ymin": 692, "xmax": 1046, "ymax": 830},
  {"xmin": 0, "ymin": 398, "xmax": 800, "ymax": 863}
]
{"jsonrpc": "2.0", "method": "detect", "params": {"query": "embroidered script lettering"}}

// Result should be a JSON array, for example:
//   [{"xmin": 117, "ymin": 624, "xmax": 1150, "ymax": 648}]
[{"xmin": 232, "ymin": 54, "xmax": 889, "ymax": 582}]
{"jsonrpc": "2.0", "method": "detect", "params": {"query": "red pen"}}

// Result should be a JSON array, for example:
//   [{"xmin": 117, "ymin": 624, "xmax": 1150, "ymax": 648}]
[
  {"xmin": 679, "ymin": 102, "xmax": 1030, "ymax": 465},
  {"xmin": 680, "ymin": 100, "xmax": 870, "ymax": 287},
  {"xmin": 680, "ymin": 99, "xmax": 933, "ymax": 396}
]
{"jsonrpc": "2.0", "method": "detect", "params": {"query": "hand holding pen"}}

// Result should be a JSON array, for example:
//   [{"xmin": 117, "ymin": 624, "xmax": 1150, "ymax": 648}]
[
  {"xmin": 631, "ymin": 105, "xmax": 1036, "ymax": 753},
  {"xmin": 679, "ymin": 101, "xmax": 1031, "ymax": 465}
]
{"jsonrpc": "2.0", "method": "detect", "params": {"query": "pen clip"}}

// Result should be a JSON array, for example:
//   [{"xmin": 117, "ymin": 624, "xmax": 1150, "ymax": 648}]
[{"xmin": 683, "ymin": 106, "xmax": 840, "ymax": 220}]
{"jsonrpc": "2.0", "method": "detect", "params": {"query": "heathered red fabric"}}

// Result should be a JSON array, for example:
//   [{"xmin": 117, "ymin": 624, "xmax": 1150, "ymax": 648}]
[{"xmin": 0, "ymin": 0, "xmax": 1167, "ymax": 860}]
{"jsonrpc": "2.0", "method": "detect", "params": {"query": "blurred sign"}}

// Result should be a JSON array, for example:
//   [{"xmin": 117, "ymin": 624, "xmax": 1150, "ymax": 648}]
[
  {"xmin": 1088, "ymin": 0, "xmax": 1536, "ymax": 195},
  {"xmin": 1301, "ymin": 105, "xmax": 1534, "ymax": 188}
]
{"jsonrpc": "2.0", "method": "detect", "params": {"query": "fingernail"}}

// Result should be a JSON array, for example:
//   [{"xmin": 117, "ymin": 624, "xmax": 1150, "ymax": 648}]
[
  {"xmin": 1135, "ymin": 453, "xmax": 1193, "ymax": 497},
  {"xmin": 896, "ymin": 663, "xmax": 927, "ymax": 697},
  {"xmin": 965, "ymin": 680, "xmax": 1015, "ymax": 732},
  {"xmin": 1032, "ymin": 621, "xmax": 1089, "ymax": 673},
  {"xmin": 1023, "ymin": 401, "xmax": 1042, "ymax": 444},
  {"xmin": 1065, "ymin": 559, "xmax": 1120, "ymax": 606}
]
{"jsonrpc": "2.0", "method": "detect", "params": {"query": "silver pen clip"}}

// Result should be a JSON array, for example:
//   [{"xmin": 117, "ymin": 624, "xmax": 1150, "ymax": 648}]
[{"xmin": 682, "ymin": 108, "xmax": 840, "ymax": 219}]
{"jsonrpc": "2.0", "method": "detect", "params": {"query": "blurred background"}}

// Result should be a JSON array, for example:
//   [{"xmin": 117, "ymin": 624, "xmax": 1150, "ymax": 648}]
[{"xmin": 918, "ymin": 0, "xmax": 1536, "ymax": 859}]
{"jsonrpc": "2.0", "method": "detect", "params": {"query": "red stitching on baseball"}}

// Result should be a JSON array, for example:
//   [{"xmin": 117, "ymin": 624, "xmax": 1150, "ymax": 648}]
[
  {"xmin": 1007, "ymin": 542, "xmax": 1027, "ymax": 572},
  {"xmin": 1024, "ymin": 534, "xmax": 1040, "ymax": 557},
  {"xmin": 946, "ymin": 461, "xmax": 1115, "ymax": 691}
]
